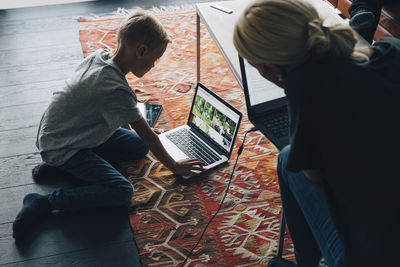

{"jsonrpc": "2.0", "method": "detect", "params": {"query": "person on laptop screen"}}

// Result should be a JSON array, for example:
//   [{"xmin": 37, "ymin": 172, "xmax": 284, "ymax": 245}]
[
  {"xmin": 233, "ymin": 0, "xmax": 400, "ymax": 266},
  {"xmin": 13, "ymin": 10, "xmax": 205, "ymax": 240}
]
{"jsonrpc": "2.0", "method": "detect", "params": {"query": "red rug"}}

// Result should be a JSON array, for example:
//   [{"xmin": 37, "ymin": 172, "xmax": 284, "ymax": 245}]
[{"xmin": 78, "ymin": 10, "xmax": 294, "ymax": 266}]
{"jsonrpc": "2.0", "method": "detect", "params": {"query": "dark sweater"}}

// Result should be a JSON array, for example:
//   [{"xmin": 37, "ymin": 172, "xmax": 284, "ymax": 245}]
[{"xmin": 284, "ymin": 38, "xmax": 400, "ymax": 266}]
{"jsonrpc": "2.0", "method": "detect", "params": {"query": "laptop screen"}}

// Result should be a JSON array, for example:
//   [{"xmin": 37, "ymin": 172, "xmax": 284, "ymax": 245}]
[
  {"xmin": 188, "ymin": 83, "xmax": 241, "ymax": 154},
  {"xmin": 241, "ymin": 57, "xmax": 285, "ymax": 106}
]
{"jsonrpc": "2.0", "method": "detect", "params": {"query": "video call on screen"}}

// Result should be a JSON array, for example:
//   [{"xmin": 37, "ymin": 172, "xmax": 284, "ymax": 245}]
[{"xmin": 189, "ymin": 90, "xmax": 239, "ymax": 151}]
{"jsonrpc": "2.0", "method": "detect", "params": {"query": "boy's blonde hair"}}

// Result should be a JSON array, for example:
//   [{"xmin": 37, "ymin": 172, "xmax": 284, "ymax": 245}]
[
  {"xmin": 233, "ymin": 0, "xmax": 367, "ymax": 67},
  {"xmin": 117, "ymin": 10, "xmax": 171, "ymax": 50}
]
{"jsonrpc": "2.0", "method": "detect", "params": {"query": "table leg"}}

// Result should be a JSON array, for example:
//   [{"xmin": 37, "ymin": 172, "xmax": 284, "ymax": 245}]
[{"xmin": 196, "ymin": 13, "xmax": 200, "ymax": 83}]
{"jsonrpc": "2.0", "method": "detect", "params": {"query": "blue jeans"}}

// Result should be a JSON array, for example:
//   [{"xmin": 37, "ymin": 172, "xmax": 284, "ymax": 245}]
[
  {"xmin": 49, "ymin": 128, "xmax": 149, "ymax": 212},
  {"xmin": 277, "ymin": 146, "xmax": 344, "ymax": 267}
]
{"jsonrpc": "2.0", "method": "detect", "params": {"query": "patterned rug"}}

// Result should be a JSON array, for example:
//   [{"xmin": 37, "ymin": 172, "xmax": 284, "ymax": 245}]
[{"xmin": 78, "ymin": 9, "xmax": 294, "ymax": 266}]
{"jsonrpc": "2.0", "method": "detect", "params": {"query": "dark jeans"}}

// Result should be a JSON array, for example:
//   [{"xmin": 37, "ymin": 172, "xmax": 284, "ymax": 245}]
[
  {"xmin": 49, "ymin": 128, "xmax": 149, "ymax": 212},
  {"xmin": 277, "ymin": 146, "xmax": 344, "ymax": 267}
]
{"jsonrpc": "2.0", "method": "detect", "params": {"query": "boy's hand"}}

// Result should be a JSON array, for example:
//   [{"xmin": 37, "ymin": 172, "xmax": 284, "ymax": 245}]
[
  {"xmin": 122, "ymin": 124, "xmax": 133, "ymax": 130},
  {"xmin": 131, "ymin": 118, "xmax": 205, "ymax": 176},
  {"xmin": 152, "ymin": 128, "xmax": 164, "ymax": 134},
  {"xmin": 171, "ymin": 158, "xmax": 206, "ymax": 176}
]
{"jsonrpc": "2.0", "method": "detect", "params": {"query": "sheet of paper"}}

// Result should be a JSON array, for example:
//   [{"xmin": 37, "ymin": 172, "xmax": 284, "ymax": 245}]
[{"xmin": 244, "ymin": 60, "xmax": 285, "ymax": 106}]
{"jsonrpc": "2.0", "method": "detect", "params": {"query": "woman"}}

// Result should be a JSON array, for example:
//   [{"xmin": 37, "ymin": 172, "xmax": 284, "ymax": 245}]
[{"xmin": 233, "ymin": 0, "xmax": 400, "ymax": 266}]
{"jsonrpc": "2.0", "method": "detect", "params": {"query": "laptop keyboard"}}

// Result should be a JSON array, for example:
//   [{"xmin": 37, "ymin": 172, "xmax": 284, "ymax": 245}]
[
  {"xmin": 262, "ymin": 110, "xmax": 289, "ymax": 138},
  {"xmin": 166, "ymin": 128, "xmax": 222, "ymax": 165}
]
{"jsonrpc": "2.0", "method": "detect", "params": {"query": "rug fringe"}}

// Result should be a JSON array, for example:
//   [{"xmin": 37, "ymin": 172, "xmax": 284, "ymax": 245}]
[
  {"xmin": 151, "ymin": 4, "xmax": 194, "ymax": 14},
  {"xmin": 76, "ymin": 4, "xmax": 195, "ymax": 22}
]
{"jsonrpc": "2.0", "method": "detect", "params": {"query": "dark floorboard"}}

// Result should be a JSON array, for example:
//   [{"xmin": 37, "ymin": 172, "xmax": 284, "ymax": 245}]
[
  {"xmin": 0, "ymin": 208, "xmax": 135, "ymax": 264},
  {"xmin": 0, "ymin": 60, "xmax": 80, "ymax": 87},
  {"xmin": 0, "ymin": 29, "xmax": 79, "ymax": 52},
  {"xmin": 0, "ymin": 152, "xmax": 86, "ymax": 190},
  {"xmin": 0, "ymin": 102, "xmax": 48, "ymax": 132},
  {"xmin": 0, "ymin": 0, "xmax": 219, "ymax": 22},
  {"xmin": 2, "ymin": 241, "xmax": 141, "ymax": 267},
  {"xmin": 0, "ymin": 80, "xmax": 65, "ymax": 109},
  {"xmin": 0, "ymin": 154, "xmax": 42, "ymax": 189},
  {"xmin": 0, "ymin": 15, "xmax": 81, "ymax": 36},
  {"xmin": 0, "ymin": 44, "xmax": 82, "ymax": 69},
  {"xmin": 0, "ymin": 127, "xmax": 38, "ymax": 158},
  {"xmin": 0, "ymin": 184, "xmax": 61, "ymax": 224},
  {"xmin": 0, "ymin": 0, "xmax": 227, "ymax": 266}
]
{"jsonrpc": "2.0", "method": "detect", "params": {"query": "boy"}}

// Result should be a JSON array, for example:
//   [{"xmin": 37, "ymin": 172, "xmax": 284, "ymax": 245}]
[{"xmin": 13, "ymin": 10, "xmax": 204, "ymax": 240}]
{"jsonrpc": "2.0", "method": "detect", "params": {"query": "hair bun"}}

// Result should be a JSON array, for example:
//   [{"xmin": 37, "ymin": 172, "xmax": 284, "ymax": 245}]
[
  {"xmin": 308, "ymin": 18, "xmax": 322, "ymax": 28},
  {"xmin": 233, "ymin": 0, "xmax": 359, "ymax": 66},
  {"xmin": 307, "ymin": 19, "xmax": 330, "ymax": 55}
]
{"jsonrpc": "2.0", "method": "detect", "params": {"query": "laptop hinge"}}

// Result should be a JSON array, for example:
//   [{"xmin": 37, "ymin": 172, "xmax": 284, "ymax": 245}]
[{"xmin": 251, "ymin": 97, "xmax": 287, "ymax": 116}]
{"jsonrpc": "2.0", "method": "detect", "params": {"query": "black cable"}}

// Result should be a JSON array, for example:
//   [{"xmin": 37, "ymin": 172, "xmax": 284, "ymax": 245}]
[{"xmin": 180, "ymin": 127, "xmax": 259, "ymax": 266}]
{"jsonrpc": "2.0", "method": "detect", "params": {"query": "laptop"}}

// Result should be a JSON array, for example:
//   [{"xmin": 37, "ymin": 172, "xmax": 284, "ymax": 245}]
[
  {"xmin": 238, "ymin": 56, "xmax": 289, "ymax": 150},
  {"xmin": 159, "ymin": 82, "xmax": 242, "ymax": 176}
]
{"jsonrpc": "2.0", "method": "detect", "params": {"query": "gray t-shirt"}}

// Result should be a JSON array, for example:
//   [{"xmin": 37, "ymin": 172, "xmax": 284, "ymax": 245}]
[{"xmin": 36, "ymin": 49, "xmax": 143, "ymax": 166}]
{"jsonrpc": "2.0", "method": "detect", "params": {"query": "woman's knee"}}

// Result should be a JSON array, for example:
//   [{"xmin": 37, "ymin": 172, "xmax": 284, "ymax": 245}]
[
  {"xmin": 277, "ymin": 145, "xmax": 291, "ymax": 179},
  {"xmin": 279, "ymin": 145, "xmax": 290, "ymax": 161}
]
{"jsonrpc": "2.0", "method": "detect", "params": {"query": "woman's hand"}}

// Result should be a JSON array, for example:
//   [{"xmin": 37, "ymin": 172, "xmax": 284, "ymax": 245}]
[{"xmin": 170, "ymin": 158, "xmax": 206, "ymax": 176}]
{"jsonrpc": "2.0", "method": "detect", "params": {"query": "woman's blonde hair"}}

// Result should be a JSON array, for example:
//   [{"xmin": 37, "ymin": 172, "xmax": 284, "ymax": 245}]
[
  {"xmin": 233, "ymin": 0, "xmax": 366, "ymax": 66},
  {"xmin": 117, "ymin": 10, "xmax": 171, "ymax": 50}
]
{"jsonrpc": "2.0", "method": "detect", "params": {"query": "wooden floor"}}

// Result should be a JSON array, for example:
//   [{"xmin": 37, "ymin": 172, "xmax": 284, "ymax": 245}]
[
  {"xmin": 0, "ymin": 0, "xmax": 226, "ymax": 265},
  {"xmin": 0, "ymin": 0, "xmax": 95, "ymax": 10}
]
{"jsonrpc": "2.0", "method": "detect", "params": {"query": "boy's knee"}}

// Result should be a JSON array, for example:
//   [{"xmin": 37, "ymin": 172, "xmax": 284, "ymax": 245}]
[
  {"xmin": 139, "ymin": 143, "xmax": 149, "ymax": 158},
  {"xmin": 114, "ymin": 181, "xmax": 134, "ymax": 205},
  {"xmin": 129, "ymin": 141, "xmax": 149, "ymax": 160},
  {"xmin": 125, "ymin": 130, "xmax": 149, "ymax": 158}
]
